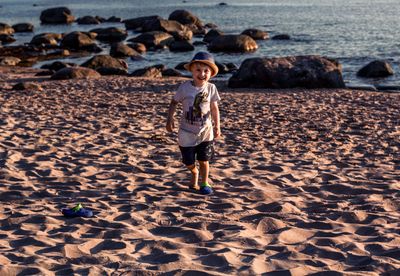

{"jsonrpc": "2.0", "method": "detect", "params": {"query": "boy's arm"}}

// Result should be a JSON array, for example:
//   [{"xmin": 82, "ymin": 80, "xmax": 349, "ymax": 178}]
[
  {"xmin": 210, "ymin": 101, "xmax": 221, "ymax": 138},
  {"xmin": 166, "ymin": 99, "xmax": 178, "ymax": 132}
]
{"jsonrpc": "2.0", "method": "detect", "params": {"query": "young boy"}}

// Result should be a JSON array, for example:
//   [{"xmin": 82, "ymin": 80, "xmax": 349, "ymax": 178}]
[{"xmin": 166, "ymin": 52, "xmax": 221, "ymax": 195}]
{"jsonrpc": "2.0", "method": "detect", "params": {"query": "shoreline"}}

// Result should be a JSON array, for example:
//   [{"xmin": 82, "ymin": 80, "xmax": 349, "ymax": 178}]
[
  {"xmin": 2, "ymin": 65, "xmax": 400, "ymax": 94},
  {"xmin": 0, "ymin": 66, "xmax": 399, "ymax": 274}
]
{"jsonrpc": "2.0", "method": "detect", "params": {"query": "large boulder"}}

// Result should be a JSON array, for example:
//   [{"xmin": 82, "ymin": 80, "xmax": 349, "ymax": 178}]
[
  {"xmin": 51, "ymin": 67, "xmax": 101, "ymax": 80},
  {"xmin": 0, "ymin": 23, "xmax": 14, "ymax": 35},
  {"xmin": 130, "ymin": 66, "xmax": 163, "ymax": 78},
  {"xmin": 60, "ymin": 31, "xmax": 101, "ymax": 52},
  {"xmin": 12, "ymin": 23, "xmax": 34, "ymax": 32},
  {"xmin": 168, "ymin": 10, "xmax": 205, "ymax": 35},
  {"xmin": 81, "ymin": 54, "xmax": 128, "ymax": 75},
  {"xmin": 168, "ymin": 10, "xmax": 202, "ymax": 26},
  {"xmin": 203, "ymin": 29, "xmax": 223, "ymax": 43},
  {"xmin": 30, "ymin": 33, "xmax": 62, "ymax": 46},
  {"xmin": 142, "ymin": 19, "xmax": 192, "ymax": 41},
  {"xmin": 228, "ymin": 55, "xmax": 345, "ymax": 89},
  {"xmin": 357, "ymin": 60, "xmax": 394, "ymax": 78},
  {"xmin": 110, "ymin": 42, "xmax": 142, "ymax": 58},
  {"xmin": 208, "ymin": 34, "xmax": 258, "ymax": 52},
  {"xmin": 123, "ymin": 15, "xmax": 162, "ymax": 31},
  {"xmin": 241, "ymin": 29, "xmax": 269, "ymax": 40},
  {"xmin": 40, "ymin": 7, "xmax": 75, "ymax": 24},
  {"xmin": 128, "ymin": 31, "xmax": 174, "ymax": 49},
  {"xmin": 89, "ymin": 27, "xmax": 128, "ymax": 42}
]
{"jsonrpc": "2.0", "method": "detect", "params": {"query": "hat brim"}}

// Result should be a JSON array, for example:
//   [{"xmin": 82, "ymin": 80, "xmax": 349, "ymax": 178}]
[{"xmin": 184, "ymin": 60, "xmax": 219, "ymax": 77}]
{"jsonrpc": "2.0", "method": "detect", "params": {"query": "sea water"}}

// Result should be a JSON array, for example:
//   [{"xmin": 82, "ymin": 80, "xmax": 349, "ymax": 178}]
[{"xmin": 1, "ymin": 0, "xmax": 399, "ymax": 87}]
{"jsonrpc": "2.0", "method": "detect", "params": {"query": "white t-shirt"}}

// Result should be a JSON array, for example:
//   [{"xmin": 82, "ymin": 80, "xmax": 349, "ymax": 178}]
[{"xmin": 174, "ymin": 81, "xmax": 220, "ymax": 147}]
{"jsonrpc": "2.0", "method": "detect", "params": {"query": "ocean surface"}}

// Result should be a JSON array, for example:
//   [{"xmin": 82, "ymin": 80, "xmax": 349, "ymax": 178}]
[{"xmin": 1, "ymin": 0, "xmax": 399, "ymax": 87}]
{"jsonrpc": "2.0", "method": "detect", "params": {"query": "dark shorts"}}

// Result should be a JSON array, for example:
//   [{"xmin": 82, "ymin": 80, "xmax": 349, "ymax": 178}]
[{"xmin": 179, "ymin": 141, "xmax": 214, "ymax": 166}]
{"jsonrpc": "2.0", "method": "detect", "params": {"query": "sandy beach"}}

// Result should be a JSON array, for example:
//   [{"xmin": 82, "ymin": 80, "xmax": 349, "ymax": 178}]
[{"xmin": 0, "ymin": 66, "xmax": 399, "ymax": 275}]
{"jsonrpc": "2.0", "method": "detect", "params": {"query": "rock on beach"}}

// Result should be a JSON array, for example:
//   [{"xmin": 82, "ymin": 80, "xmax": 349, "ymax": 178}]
[
  {"xmin": 0, "ymin": 23, "xmax": 14, "ymax": 35},
  {"xmin": 128, "ymin": 31, "xmax": 174, "ymax": 49},
  {"xmin": 60, "ymin": 31, "xmax": 101, "ymax": 52},
  {"xmin": 229, "ymin": 55, "xmax": 345, "ymax": 88},
  {"xmin": 357, "ymin": 60, "xmax": 394, "ymax": 78},
  {"xmin": 81, "ymin": 54, "xmax": 128, "ymax": 75},
  {"xmin": 50, "ymin": 66, "xmax": 101, "ymax": 79},
  {"xmin": 12, "ymin": 23, "xmax": 34, "ymax": 32},
  {"xmin": 89, "ymin": 27, "xmax": 128, "ymax": 43},
  {"xmin": 241, "ymin": 28, "xmax": 269, "ymax": 40},
  {"xmin": 40, "ymin": 7, "xmax": 75, "ymax": 24},
  {"xmin": 208, "ymin": 34, "xmax": 258, "ymax": 52}
]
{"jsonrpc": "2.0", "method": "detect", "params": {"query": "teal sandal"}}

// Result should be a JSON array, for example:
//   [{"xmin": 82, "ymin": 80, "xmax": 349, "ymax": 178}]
[
  {"xmin": 200, "ymin": 182, "xmax": 213, "ymax": 195},
  {"xmin": 62, "ymin": 203, "xmax": 93, "ymax": 218}
]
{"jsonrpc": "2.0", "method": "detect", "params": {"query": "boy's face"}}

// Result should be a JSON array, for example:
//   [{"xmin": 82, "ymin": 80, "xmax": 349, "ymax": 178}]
[{"xmin": 190, "ymin": 62, "xmax": 212, "ymax": 87}]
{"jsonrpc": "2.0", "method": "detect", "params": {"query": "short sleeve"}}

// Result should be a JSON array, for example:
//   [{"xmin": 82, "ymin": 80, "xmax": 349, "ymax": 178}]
[
  {"xmin": 210, "ymin": 84, "xmax": 220, "ymax": 102},
  {"xmin": 173, "ymin": 82, "xmax": 185, "ymax": 102}
]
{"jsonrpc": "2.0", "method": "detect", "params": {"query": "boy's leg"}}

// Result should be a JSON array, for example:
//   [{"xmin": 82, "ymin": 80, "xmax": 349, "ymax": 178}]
[
  {"xmin": 180, "ymin": 146, "xmax": 199, "ymax": 189},
  {"xmin": 196, "ymin": 141, "xmax": 214, "ymax": 194},
  {"xmin": 187, "ymin": 164, "xmax": 199, "ymax": 190},
  {"xmin": 198, "ymin": 160, "xmax": 209, "ymax": 185}
]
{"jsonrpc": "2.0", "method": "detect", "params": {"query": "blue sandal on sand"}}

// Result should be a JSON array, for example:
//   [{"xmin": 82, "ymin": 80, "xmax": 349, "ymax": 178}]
[
  {"xmin": 62, "ymin": 203, "xmax": 93, "ymax": 218},
  {"xmin": 200, "ymin": 183, "xmax": 213, "ymax": 195}
]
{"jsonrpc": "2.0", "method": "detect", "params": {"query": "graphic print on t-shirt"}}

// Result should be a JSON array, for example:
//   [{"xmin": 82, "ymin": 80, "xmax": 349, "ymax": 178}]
[{"xmin": 186, "ymin": 90, "xmax": 209, "ymax": 126}]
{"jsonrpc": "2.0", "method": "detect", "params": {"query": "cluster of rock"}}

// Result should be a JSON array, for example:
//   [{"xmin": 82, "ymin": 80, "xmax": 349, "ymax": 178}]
[
  {"xmin": 1, "ymin": 6, "xmax": 396, "ymax": 89},
  {"xmin": 0, "ymin": 22, "xmax": 34, "ymax": 45},
  {"xmin": 36, "ymin": 56, "xmax": 186, "ymax": 80},
  {"xmin": 38, "ymin": 6, "xmax": 120, "ymax": 24},
  {"xmin": 1, "ymin": 7, "xmax": 259, "ymax": 73},
  {"xmin": 0, "ymin": 5, "xmax": 288, "ymax": 53},
  {"xmin": 123, "ymin": 11, "xmax": 265, "ymax": 53}
]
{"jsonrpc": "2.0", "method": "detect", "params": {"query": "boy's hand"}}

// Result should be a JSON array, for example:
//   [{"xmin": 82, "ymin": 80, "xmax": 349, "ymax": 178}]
[
  {"xmin": 166, "ymin": 118, "xmax": 175, "ymax": 132},
  {"xmin": 210, "ymin": 101, "xmax": 220, "ymax": 139},
  {"xmin": 166, "ymin": 100, "xmax": 178, "ymax": 133},
  {"xmin": 214, "ymin": 126, "xmax": 221, "ymax": 139}
]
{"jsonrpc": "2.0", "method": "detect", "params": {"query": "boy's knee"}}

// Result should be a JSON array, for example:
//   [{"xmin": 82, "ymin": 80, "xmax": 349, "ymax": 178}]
[
  {"xmin": 198, "ymin": 160, "xmax": 209, "ymax": 166},
  {"xmin": 187, "ymin": 164, "xmax": 196, "ymax": 170}
]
